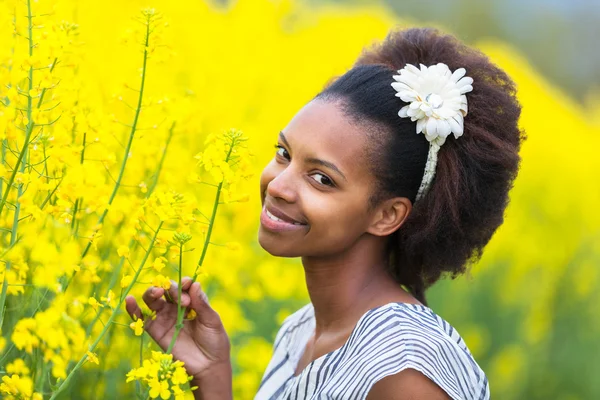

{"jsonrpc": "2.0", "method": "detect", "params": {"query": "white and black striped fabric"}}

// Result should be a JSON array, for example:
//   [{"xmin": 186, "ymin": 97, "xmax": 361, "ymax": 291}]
[{"xmin": 255, "ymin": 302, "xmax": 490, "ymax": 400}]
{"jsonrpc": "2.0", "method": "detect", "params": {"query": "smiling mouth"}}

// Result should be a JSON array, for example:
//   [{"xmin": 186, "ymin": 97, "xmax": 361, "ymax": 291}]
[{"xmin": 265, "ymin": 209, "xmax": 305, "ymax": 225}]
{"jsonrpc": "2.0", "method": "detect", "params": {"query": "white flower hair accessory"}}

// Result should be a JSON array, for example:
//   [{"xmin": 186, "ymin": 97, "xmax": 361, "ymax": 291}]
[{"xmin": 391, "ymin": 62, "xmax": 474, "ymax": 202}]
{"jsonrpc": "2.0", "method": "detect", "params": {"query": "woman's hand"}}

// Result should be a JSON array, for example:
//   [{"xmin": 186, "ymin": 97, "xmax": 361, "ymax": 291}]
[{"xmin": 125, "ymin": 277, "xmax": 232, "ymax": 399}]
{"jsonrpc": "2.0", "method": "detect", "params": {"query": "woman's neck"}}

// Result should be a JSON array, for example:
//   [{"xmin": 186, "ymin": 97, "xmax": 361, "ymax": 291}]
[{"xmin": 301, "ymin": 235, "xmax": 415, "ymax": 337}]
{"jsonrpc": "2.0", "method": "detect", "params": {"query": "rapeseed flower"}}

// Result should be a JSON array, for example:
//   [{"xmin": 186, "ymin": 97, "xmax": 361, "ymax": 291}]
[
  {"xmin": 0, "ymin": 375, "xmax": 40, "ymax": 399},
  {"xmin": 130, "ymin": 316, "xmax": 144, "ymax": 336},
  {"xmin": 86, "ymin": 351, "xmax": 99, "ymax": 365},
  {"xmin": 151, "ymin": 275, "xmax": 171, "ymax": 290},
  {"xmin": 127, "ymin": 351, "xmax": 193, "ymax": 399},
  {"xmin": 6, "ymin": 359, "xmax": 30, "ymax": 376}
]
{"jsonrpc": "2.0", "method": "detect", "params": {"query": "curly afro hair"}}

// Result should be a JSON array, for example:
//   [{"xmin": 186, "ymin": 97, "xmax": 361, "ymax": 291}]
[{"xmin": 314, "ymin": 27, "xmax": 525, "ymax": 305}]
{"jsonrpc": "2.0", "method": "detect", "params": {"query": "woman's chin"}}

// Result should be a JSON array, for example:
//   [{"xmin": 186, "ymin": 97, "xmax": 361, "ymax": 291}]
[{"xmin": 258, "ymin": 229, "xmax": 299, "ymax": 258}]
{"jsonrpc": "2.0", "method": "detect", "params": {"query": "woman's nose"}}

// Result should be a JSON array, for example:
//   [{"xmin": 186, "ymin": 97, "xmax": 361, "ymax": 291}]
[{"xmin": 266, "ymin": 167, "xmax": 298, "ymax": 204}]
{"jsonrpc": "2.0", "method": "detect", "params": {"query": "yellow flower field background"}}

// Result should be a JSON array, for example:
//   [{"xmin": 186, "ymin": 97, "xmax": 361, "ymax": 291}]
[{"xmin": 0, "ymin": 0, "xmax": 598, "ymax": 399}]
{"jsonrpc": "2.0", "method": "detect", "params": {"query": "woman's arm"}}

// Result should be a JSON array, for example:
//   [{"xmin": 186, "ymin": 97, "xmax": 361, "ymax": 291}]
[{"xmin": 365, "ymin": 368, "xmax": 451, "ymax": 400}]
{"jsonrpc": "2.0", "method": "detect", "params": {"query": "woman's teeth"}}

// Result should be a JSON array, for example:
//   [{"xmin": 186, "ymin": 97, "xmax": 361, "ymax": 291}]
[{"xmin": 266, "ymin": 209, "xmax": 303, "ymax": 225}]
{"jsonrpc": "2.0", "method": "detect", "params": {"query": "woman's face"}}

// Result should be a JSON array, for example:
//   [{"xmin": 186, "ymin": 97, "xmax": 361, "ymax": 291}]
[{"xmin": 258, "ymin": 99, "xmax": 383, "ymax": 258}]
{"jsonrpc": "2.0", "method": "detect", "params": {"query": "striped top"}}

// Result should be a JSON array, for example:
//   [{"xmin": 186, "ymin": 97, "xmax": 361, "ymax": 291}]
[{"xmin": 255, "ymin": 302, "xmax": 489, "ymax": 400}]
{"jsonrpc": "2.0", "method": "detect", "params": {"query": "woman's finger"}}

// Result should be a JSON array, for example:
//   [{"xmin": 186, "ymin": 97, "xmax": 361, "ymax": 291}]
[
  {"xmin": 167, "ymin": 280, "xmax": 191, "ymax": 307},
  {"xmin": 181, "ymin": 276, "xmax": 193, "ymax": 290},
  {"xmin": 125, "ymin": 295, "xmax": 144, "ymax": 321},
  {"xmin": 188, "ymin": 281, "xmax": 222, "ymax": 329},
  {"xmin": 142, "ymin": 286, "xmax": 168, "ymax": 312}
]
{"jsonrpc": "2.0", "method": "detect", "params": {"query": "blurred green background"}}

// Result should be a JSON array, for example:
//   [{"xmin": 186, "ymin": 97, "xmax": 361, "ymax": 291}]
[{"xmin": 310, "ymin": 0, "xmax": 600, "ymax": 99}]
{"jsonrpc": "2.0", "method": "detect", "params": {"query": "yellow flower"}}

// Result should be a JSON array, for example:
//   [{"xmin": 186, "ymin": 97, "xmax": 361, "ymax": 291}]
[
  {"xmin": 86, "ymin": 351, "xmax": 99, "ymax": 365},
  {"xmin": 151, "ymin": 274, "xmax": 171, "ymax": 290},
  {"xmin": 148, "ymin": 378, "xmax": 170, "ymax": 399},
  {"xmin": 152, "ymin": 257, "xmax": 168, "ymax": 272},
  {"xmin": 126, "ymin": 367, "xmax": 148, "ymax": 383},
  {"xmin": 142, "ymin": 307, "xmax": 157, "ymax": 321},
  {"xmin": 171, "ymin": 365, "xmax": 190, "ymax": 385},
  {"xmin": 172, "ymin": 385, "xmax": 186, "ymax": 400},
  {"xmin": 120, "ymin": 274, "xmax": 133, "ymax": 288},
  {"xmin": 0, "ymin": 374, "xmax": 34, "ymax": 397},
  {"xmin": 126, "ymin": 350, "xmax": 194, "ymax": 398},
  {"xmin": 101, "ymin": 290, "xmax": 116, "ymax": 308},
  {"xmin": 88, "ymin": 297, "xmax": 103, "ymax": 311},
  {"xmin": 185, "ymin": 309, "xmax": 197, "ymax": 320},
  {"xmin": 51, "ymin": 355, "xmax": 67, "ymax": 379},
  {"xmin": 6, "ymin": 359, "xmax": 30, "ymax": 375},
  {"xmin": 11, "ymin": 318, "xmax": 39, "ymax": 354},
  {"xmin": 117, "ymin": 245, "xmax": 130, "ymax": 258},
  {"xmin": 130, "ymin": 317, "xmax": 144, "ymax": 336}
]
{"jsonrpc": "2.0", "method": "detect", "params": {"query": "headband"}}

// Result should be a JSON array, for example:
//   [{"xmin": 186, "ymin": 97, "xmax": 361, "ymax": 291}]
[{"xmin": 391, "ymin": 63, "xmax": 473, "ymax": 202}]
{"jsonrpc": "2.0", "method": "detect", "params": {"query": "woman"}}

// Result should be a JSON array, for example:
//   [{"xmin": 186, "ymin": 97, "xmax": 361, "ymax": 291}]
[{"xmin": 125, "ymin": 27, "xmax": 523, "ymax": 399}]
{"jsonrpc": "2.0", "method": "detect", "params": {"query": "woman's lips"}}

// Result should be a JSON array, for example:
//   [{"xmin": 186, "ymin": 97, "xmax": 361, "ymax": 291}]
[{"xmin": 260, "ymin": 206, "xmax": 307, "ymax": 232}]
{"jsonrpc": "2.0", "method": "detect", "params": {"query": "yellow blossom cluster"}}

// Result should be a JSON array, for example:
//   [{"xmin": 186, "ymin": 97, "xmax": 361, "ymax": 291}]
[
  {"xmin": 10, "ymin": 296, "xmax": 87, "ymax": 380},
  {"xmin": 0, "ymin": 374, "xmax": 43, "ymax": 400},
  {"xmin": 126, "ymin": 351, "xmax": 195, "ymax": 400},
  {"xmin": 0, "ymin": 358, "xmax": 43, "ymax": 399}
]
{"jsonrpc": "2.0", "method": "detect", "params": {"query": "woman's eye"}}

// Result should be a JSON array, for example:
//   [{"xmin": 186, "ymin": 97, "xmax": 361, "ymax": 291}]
[
  {"xmin": 311, "ymin": 173, "xmax": 334, "ymax": 187},
  {"xmin": 274, "ymin": 145, "xmax": 289, "ymax": 160}
]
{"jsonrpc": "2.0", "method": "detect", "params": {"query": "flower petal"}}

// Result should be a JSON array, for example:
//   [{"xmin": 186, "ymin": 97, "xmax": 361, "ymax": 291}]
[
  {"xmin": 438, "ymin": 119, "xmax": 452, "ymax": 138},
  {"xmin": 399, "ymin": 90, "xmax": 417, "ymax": 103},
  {"xmin": 416, "ymin": 118, "xmax": 426, "ymax": 134},
  {"xmin": 457, "ymin": 76, "xmax": 474, "ymax": 87},
  {"xmin": 450, "ymin": 68, "xmax": 466, "ymax": 83},
  {"xmin": 448, "ymin": 116, "xmax": 462, "ymax": 135},
  {"xmin": 398, "ymin": 105, "xmax": 410, "ymax": 118},
  {"xmin": 459, "ymin": 84, "xmax": 473, "ymax": 94},
  {"xmin": 404, "ymin": 64, "xmax": 421, "ymax": 75},
  {"xmin": 407, "ymin": 107, "xmax": 420, "ymax": 118},
  {"xmin": 451, "ymin": 113, "xmax": 464, "ymax": 137},
  {"xmin": 425, "ymin": 118, "xmax": 438, "ymax": 139},
  {"xmin": 391, "ymin": 81, "xmax": 410, "ymax": 92}
]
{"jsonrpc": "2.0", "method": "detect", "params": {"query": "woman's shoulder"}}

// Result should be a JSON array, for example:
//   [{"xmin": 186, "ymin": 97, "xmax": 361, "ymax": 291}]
[
  {"xmin": 357, "ymin": 302, "xmax": 474, "ymax": 351},
  {"xmin": 339, "ymin": 302, "xmax": 490, "ymax": 400}
]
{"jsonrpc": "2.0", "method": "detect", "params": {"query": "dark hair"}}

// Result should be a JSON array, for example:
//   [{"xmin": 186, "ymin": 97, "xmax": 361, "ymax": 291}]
[{"xmin": 314, "ymin": 27, "xmax": 524, "ymax": 305}]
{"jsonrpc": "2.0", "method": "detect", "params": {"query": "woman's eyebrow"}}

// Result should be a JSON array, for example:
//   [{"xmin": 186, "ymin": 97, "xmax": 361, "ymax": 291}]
[
  {"xmin": 279, "ymin": 131, "xmax": 347, "ymax": 181},
  {"xmin": 279, "ymin": 131, "xmax": 291, "ymax": 148}
]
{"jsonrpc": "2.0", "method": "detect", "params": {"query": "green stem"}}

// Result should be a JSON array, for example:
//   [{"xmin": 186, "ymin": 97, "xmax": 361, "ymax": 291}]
[
  {"xmin": 70, "ymin": 132, "xmax": 86, "ymax": 234},
  {"xmin": 166, "ymin": 244, "xmax": 184, "ymax": 354},
  {"xmin": 135, "ymin": 334, "xmax": 144, "ymax": 397},
  {"xmin": 36, "ymin": 57, "xmax": 58, "ymax": 108},
  {"xmin": 146, "ymin": 121, "xmax": 175, "ymax": 197},
  {"xmin": 191, "ymin": 138, "xmax": 235, "ymax": 282},
  {"xmin": 34, "ymin": 352, "xmax": 47, "ymax": 395},
  {"xmin": 63, "ymin": 15, "xmax": 152, "ymax": 293},
  {"xmin": 85, "ymin": 120, "xmax": 176, "ymax": 334},
  {"xmin": 79, "ymin": 19, "xmax": 150, "ymax": 259},
  {"xmin": 0, "ymin": 0, "xmax": 35, "ymax": 333},
  {"xmin": 49, "ymin": 221, "xmax": 164, "ymax": 400}
]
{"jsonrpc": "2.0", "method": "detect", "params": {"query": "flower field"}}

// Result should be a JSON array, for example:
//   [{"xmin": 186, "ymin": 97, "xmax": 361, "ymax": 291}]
[{"xmin": 0, "ymin": 0, "xmax": 598, "ymax": 399}]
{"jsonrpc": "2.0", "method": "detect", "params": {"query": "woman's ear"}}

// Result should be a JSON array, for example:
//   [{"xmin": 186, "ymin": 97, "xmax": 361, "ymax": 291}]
[{"xmin": 366, "ymin": 197, "xmax": 412, "ymax": 236}]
